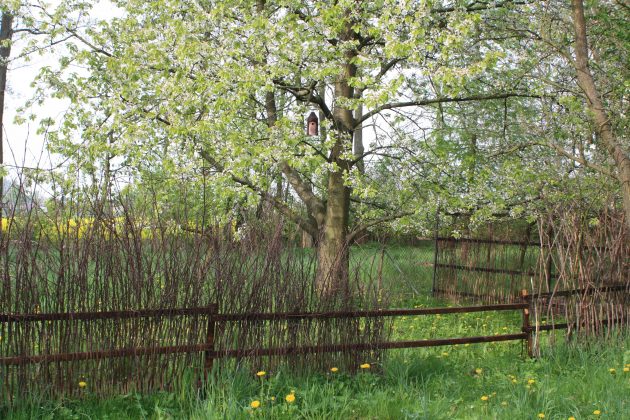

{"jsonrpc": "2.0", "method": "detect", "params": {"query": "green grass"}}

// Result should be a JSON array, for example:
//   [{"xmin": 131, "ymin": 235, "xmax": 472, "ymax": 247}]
[
  {"xmin": 350, "ymin": 241, "xmax": 435, "ymax": 300},
  {"xmin": 1, "ymin": 242, "xmax": 626, "ymax": 419},
  {"xmin": 4, "ymin": 295, "xmax": 629, "ymax": 419}
]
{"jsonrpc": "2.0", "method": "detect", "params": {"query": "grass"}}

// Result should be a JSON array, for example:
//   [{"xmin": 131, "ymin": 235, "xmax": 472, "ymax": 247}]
[
  {"xmin": 2, "ymin": 242, "xmax": 628, "ymax": 419},
  {"xmin": 4, "ymin": 293, "xmax": 629, "ymax": 419},
  {"xmin": 350, "ymin": 241, "xmax": 435, "ymax": 299}
]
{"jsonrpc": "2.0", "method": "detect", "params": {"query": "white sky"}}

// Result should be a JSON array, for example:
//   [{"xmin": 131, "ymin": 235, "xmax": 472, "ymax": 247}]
[
  {"xmin": 3, "ymin": 1, "xmax": 406, "ymax": 189},
  {"xmin": 3, "ymin": 1, "xmax": 118, "ymax": 175}
]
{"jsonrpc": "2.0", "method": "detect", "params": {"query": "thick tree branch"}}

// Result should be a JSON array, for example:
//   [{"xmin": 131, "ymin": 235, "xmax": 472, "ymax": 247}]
[
  {"xmin": 198, "ymin": 149, "xmax": 318, "ymax": 238},
  {"xmin": 13, "ymin": 27, "xmax": 46, "ymax": 35},
  {"xmin": 571, "ymin": 0, "xmax": 630, "ymax": 227},
  {"xmin": 32, "ymin": 4, "xmax": 113, "ymax": 57},
  {"xmin": 0, "ymin": 12, "xmax": 13, "ymax": 213},
  {"xmin": 262, "ymin": 74, "xmax": 326, "ymax": 227},
  {"xmin": 356, "ymin": 93, "xmax": 542, "ymax": 127},
  {"xmin": 433, "ymin": 0, "xmax": 533, "ymax": 14},
  {"xmin": 273, "ymin": 79, "xmax": 334, "ymax": 121},
  {"xmin": 547, "ymin": 142, "xmax": 616, "ymax": 179},
  {"xmin": 347, "ymin": 212, "xmax": 414, "ymax": 243},
  {"xmin": 279, "ymin": 161, "xmax": 326, "ymax": 226}
]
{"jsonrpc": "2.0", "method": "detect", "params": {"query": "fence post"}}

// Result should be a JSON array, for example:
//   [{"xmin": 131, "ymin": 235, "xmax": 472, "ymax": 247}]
[
  {"xmin": 521, "ymin": 289, "xmax": 533, "ymax": 357},
  {"xmin": 204, "ymin": 304, "xmax": 217, "ymax": 380},
  {"xmin": 431, "ymin": 205, "xmax": 440, "ymax": 297}
]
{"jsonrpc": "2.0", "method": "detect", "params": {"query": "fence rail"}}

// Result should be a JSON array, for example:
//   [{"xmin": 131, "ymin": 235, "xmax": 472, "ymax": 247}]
[
  {"xmin": 209, "ymin": 334, "xmax": 529, "ymax": 359},
  {"xmin": 213, "ymin": 303, "xmax": 527, "ymax": 322},
  {"xmin": 436, "ymin": 237, "xmax": 540, "ymax": 247},
  {"xmin": 434, "ymin": 262, "xmax": 542, "ymax": 278},
  {"xmin": 0, "ymin": 343, "xmax": 216, "ymax": 366},
  {"xmin": 526, "ymin": 284, "xmax": 628, "ymax": 300},
  {"xmin": 0, "ymin": 306, "xmax": 218, "ymax": 322}
]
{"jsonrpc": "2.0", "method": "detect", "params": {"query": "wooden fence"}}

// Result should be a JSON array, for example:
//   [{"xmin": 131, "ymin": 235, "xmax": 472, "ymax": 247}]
[
  {"xmin": 3, "ymin": 285, "xmax": 625, "ymax": 398},
  {"xmin": 432, "ymin": 237, "xmax": 546, "ymax": 303},
  {"xmin": 0, "ymin": 306, "xmax": 217, "ymax": 399},
  {"xmin": 524, "ymin": 284, "xmax": 629, "ymax": 344},
  {"xmin": 1, "ymin": 297, "xmax": 535, "ymax": 399}
]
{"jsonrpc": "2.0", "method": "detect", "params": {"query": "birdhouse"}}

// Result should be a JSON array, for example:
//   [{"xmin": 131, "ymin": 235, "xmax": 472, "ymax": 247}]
[{"xmin": 306, "ymin": 112, "xmax": 319, "ymax": 136}]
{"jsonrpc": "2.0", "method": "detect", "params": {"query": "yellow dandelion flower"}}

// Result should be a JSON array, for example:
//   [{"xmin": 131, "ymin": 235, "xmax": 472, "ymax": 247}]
[
  {"xmin": 593, "ymin": 410, "xmax": 601, "ymax": 416},
  {"xmin": 501, "ymin": 401, "xmax": 508, "ymax": 407},
  {"xmin": 568, "ymin": 417, "xmax": 576, "ymax": 420},
  {"xmin": 360, "ymin": 363, "xmax": 370, "ymax": 369},
  {"xmin": 608, "ymin": 368, "xmax": 616, "ymax": 374},
  {"xmin": 285, "ymin": 394, "xmax": 296, "ymax": 403},
  {"xmin": 512, "ymin": 379, "xmax": 517, "ymax": 384},
  {"xmin": 441, "ymin": 352, "xmax": 449, "ymax": 357},
  {"xmin": 623, "ymin": 367, "xmax": 629, "ymax": 373},
  {"xmin": 78, "ymin": 381, "xmax": 87, "ymax": 388},
  {"xmin": 538, "ymin": 413, "xmax": 545, "ymax": 419},
  {"xmin": 271, "ymin": 397, "xmax": 275, "ymax": 401},
  {"xmin": 330, "ymin": 367, "xmax": 339, "ymax": 373},
  {"xmin": 527, "ymin": 379, "xmax": 536, "ymax": 385},
  {"xmin": 480, "ymin": 395, "xmax": 489, "ymax": 401},
  {"xmin": 475, "ymin": 368, "xmax": 483, "ymax": 375},
  {"xmin": 256, "ymin": 371, "xmax": 266, "ymax": 377},
  {"xmin": 250, "ymin": 400, "xmax": 261, "ymax": 409}
]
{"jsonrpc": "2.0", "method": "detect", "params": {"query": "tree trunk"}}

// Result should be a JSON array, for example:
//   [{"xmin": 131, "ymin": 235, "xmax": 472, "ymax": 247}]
[
  {"xmin": 619, "ymin": 165, "xmax": 630, "ymax": 228},
  {"xmin": 0, "ymin": 12, "xmax": 14, "ymax": 217},
  {"xmin": 314, "ymin": 17, "xmax": 357, "ymax": 296},
  {"xmin": 571, "ymin": 0, "xmax": 630, "ymax": 229},
  {"xmin": 315, "ymin": 169, "xmax": 350, "ymax": 296}
]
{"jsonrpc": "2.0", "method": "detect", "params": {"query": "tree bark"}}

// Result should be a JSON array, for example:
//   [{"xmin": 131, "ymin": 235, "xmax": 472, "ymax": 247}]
[
  {"xmin": 571, "ymin": 0, "xmax": 630, "ymax": 228},
  {"xmin": 315, "ymin": 169, "xmax": 350, "ymax": 295},
  {"xmin": 0, "ymin": 12, "xmax": 14, "ymax": 217},
  {"xmin": 314, "ymin": 18, "xmax": 357, "ymax": 295}
]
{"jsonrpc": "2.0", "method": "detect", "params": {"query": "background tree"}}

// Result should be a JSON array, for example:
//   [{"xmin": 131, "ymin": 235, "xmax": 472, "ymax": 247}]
[
  {"xmin": 33, "ymin": 0, "xmax": 556, "ymax": 295},
  {"xmin": 0, "ymin": 8, "xmax": 14, "ymax": 214},
  {"xmin": 488, "ymin": 0, "xmax": 630, "ymax": 226}
]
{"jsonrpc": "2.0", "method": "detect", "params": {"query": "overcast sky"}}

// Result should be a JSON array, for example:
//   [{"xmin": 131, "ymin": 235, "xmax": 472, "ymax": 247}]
[{"xmin": 3, "ymin": 1, "xmax": 118, "ymax": 176}]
